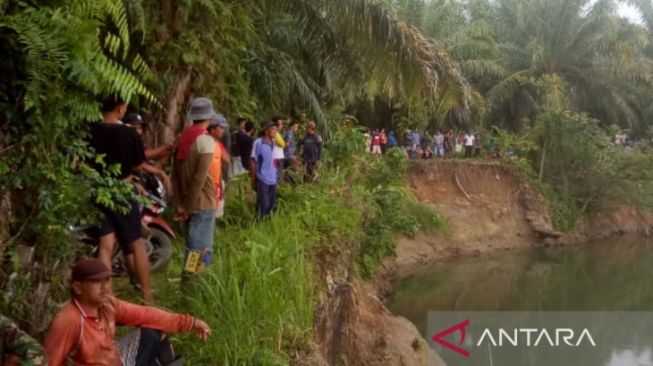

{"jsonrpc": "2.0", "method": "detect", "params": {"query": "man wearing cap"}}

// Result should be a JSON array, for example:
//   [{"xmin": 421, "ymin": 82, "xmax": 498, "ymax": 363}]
[
  {"xmin": 123, "ymin": 113, "xmax": 175, "ymax": 162},
  {"xmin": 89, "ymin": 95, "xmax": 152, "ymax": 301},
  {"xmin": 172, "ymin": 97, "xmax": 217, "ymax": 275},
  {"xmin": 124, "ymin": 113, "xmax": 172, "ymax": 192},
  {"xmin": 44, "ymin": 259, "xmax": 211, "ymax": 366},
  {"xmin": 207, "ymin": 113, "xmax": 229, "ymax": 219},
  {"xmin": 249, "ymin": 122, "xmax": 279, "ymax": 218}
]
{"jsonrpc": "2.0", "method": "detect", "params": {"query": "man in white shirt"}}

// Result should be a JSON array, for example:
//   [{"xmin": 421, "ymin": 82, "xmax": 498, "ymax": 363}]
[
  {"xmin": 433, "ymin": 130, "xmax": 445, "ymax": 158},
  {"xmin": 464, "ymin": 132, "xmax": 475, "ymax": 158}
]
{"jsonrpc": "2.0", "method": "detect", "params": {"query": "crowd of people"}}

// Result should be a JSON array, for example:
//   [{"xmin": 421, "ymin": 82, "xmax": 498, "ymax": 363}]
[
  {"xmin": 1, "ymin": 95, "xmax": 324, "ymax": 366},
  {"xmin": 6, "ymin": 96, "xmax": 653, "ymax": 365},
  {"xmin": 364, "ymin": 128, "xmax": 493, "ymax": 159}
]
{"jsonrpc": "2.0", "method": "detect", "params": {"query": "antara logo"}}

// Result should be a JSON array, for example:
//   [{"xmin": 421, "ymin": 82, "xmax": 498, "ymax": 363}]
[
  {"xmin": 432, "ymin": 320, "xmax": 597, "ymax": 358},
  {"xmin": 432, "ymin": 320, "xmax": 471, "ymax": 357}
]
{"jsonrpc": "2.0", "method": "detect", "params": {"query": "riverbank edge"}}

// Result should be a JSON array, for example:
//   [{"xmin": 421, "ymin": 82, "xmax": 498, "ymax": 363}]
[
  {"xmin": 369, "ymin": 161, "xmax": 653, "ymax": 302},
  {"xmin": 301, "ymin": 160, "xmax": 653, "ymax": 366}
]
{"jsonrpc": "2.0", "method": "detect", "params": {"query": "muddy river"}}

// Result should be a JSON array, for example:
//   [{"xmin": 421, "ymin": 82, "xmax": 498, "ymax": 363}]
[{"xmin": 388, "ymin": 235, "xmax": 653, "ymax": 366}]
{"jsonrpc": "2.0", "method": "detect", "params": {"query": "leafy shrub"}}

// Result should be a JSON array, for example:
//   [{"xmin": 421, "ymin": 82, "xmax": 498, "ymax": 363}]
[{"xmin": 499, "ymin": 109, "xmax": 653, "ymax": 230}]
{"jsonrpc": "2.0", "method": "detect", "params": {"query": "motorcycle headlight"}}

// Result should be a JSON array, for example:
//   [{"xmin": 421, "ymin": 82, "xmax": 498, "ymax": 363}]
[{"xmin": 157, "ymin": 186, "xmax": 166, "ymax": 200}]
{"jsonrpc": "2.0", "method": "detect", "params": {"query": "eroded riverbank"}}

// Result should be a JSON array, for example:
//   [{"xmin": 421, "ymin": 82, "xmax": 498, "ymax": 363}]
[{"xmin": 369, "ymin": 161, "xmax": 653, "ymax": 301}]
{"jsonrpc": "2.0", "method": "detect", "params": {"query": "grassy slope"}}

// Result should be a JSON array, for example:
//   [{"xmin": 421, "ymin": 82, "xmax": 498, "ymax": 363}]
[{"xmin": 117, "ymin": 145, "xmax": 449, "ymax": 365}]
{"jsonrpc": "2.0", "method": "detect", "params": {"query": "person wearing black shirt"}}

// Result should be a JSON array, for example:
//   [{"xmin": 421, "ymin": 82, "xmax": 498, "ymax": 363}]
[
  {"xmin": 236, "ymin": 121, "xmax": 255, "ymax": 172},
  {"xmin": 299, "ymin": 121, "xmax": 323, "ymax": 183},
  {"xmin": 88, "ymin": 95, "xmax": 152, "ymax": 302}
]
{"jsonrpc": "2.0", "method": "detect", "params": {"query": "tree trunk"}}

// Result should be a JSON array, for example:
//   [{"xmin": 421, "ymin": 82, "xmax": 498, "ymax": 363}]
[
  {"xmin": 0, "ymin": 190, "xmax": 10, "ymax": 262},
  {"xmin": 0, "ymin": 129, "xmax": 10, "ymax": 264},
  {"xmin": 154, "ymin": 68, "xmax": 193, "ymax": 147},
  {"xmin": 538, "ymin": 143, "xmax": 547, "ymax": 180}
]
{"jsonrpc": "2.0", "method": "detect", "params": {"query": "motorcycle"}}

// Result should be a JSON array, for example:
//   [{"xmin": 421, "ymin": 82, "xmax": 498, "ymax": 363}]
[{"xmin": 68, "ymin": 173, "xmax": 175, "ymax": 275}]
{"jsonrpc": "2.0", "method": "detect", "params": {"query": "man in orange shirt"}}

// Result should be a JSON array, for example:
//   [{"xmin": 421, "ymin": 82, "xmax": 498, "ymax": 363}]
[
  {"xmin": 44, "ymin": 259, "xmax": 210, "ymax": 366},
  {"xmin": 207, "ymin": 113, "xmax": 229, "ymax": 218}
]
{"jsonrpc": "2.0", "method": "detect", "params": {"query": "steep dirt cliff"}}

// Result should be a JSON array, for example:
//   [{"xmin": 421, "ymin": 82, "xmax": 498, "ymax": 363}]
[
  {"xmin": 370, "ymin": 160, "xmax": 557, "ymax": 299},
  {"xmin": 371, "ymin": 160, "xmax": 653, "ymax": 300},
  {"xmin": 311, "ymin": 281, "xmax": 446, "ymax": 366},
  {"xmin": 300, "ymin": 235, "xmax": 446, "ymax": 366},
  {"xmin": 305, "ymin": 160, "xmax": 653, "ymax": 365}
]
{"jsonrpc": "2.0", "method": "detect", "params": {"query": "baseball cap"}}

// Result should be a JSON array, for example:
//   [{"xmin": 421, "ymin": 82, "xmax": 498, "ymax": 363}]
[
  {"xmin": 123, "ymin": 113, "xmax": 147, "ymax": 126},
  {"xmin": 71, "ymin": 259, "xmax": 112, "ymax": 282},
  {"xmin": 262, "ymin": 121, "xmax": 276, "ymax": 131}
]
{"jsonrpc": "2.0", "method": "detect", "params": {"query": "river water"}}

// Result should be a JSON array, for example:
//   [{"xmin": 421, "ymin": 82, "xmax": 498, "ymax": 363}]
[{"xmin": 388, "ymin": 235, "xmax": 653, "ymax": 366}]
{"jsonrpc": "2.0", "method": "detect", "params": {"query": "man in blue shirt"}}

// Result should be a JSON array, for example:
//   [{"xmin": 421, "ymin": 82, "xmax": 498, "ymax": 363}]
[{"xmin": 250, "ymin": 122, "xmax": 279, "ymax": 218}]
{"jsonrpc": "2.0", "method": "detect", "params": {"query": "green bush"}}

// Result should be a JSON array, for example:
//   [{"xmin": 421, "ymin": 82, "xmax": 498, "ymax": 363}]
[{"xmin": 499, "ymin": 109, "xmax": 653, "ymax": 231}]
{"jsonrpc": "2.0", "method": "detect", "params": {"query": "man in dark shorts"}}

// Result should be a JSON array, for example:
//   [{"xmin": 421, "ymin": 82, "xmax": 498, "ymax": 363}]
[{"xmin": 89, "ymin": 95, "xmax": 152, "ymax": 301}]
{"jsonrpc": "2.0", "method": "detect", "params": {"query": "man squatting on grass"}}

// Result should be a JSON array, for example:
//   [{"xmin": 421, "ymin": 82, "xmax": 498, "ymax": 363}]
[{"xmin": 44, "ymin": 259, "xmax": 210, "ymax": 366}]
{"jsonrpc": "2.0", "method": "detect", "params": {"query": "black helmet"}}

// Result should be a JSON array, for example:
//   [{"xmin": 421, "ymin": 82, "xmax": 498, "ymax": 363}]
[{"xmin": 123, "ymin": 113, "xmax": 147, "ymax": 126}]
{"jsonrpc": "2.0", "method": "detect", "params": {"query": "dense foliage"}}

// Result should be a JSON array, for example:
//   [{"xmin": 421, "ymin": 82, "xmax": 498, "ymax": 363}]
[
  {"xmin": 381, "ymin": 0, "xmax": 653, "ymax": 136},
  {"xmin": 384, "ymin": 0, "xmax": 653, "ymax": 229},
  {"xmin": 495, "ymin": 110, "xmax": 653, "ymax": 230}
]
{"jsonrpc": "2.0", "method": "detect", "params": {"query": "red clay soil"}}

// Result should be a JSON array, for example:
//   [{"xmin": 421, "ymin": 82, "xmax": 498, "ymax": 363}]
[
  {"xmin": 370, "ymin": 160, "xmax": 653, "ymax": 300},
  {"xmin": 379, "ymin": 161, "xmax": 547, "ymax": 285}
]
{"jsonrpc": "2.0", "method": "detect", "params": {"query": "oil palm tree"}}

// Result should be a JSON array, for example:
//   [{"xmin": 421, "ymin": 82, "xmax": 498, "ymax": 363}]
[
  {"xmin": 251, "ymin": 0, "xmax": 470, "ymax": 130},
  {"xmin": 141, "ymin": 0, "xmax": 469, "ymax": 134},
  {"xmin": 486, "ymin": 0, "xmax": 653, "ymax": 131}
]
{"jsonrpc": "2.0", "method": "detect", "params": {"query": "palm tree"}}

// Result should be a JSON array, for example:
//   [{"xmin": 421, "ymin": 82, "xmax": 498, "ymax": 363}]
[
  {"xmin": 141, "ymin": 0, "xmax": 469, "ymax": 135},
  {"xmin": 486, "ymin": 0, "xmax": 653, "ymax": 131},
  {"xmin": 254, "ymin": 0, "xmax": 470, "ymax": 131},
  {"xmin": 396, "ymin": 0, "xmax": 653, "ymax": 132}
]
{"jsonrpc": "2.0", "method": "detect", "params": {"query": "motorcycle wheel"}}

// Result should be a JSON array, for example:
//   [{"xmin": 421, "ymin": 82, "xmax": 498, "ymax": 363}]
[{"xmin": 146, "ymin": 227, "xmax": 173, "ymax": 272}]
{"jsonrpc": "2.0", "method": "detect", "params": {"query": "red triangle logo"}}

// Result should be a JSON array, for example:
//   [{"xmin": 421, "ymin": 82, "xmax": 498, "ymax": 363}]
[{"xmin": 432, "ymin": 319, "xmax": 471, "ymax": 358}]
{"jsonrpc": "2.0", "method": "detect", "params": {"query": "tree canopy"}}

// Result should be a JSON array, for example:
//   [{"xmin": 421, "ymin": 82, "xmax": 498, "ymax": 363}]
[{"xmin": 386, "ymin": 0, "xmax": 653, "ymax": 134}]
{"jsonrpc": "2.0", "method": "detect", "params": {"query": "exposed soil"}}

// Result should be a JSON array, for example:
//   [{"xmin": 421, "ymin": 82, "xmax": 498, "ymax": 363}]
[
  {"xmin": 304, "ymin": 230, "xmax": 446, "ymax": 366},
  {"xmin": 311, "ymin": 281, "xmax": 446, "ymax": 366},
  {"xmin": 550, "ymin": 206, "xmax": 653, "ymax": 245},
  {"xmin": 369, "ymin": 160, "xmax": 557, "ymax": 300}
]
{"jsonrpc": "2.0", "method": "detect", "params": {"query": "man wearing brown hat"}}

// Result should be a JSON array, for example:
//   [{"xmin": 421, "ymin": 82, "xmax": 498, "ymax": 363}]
[{"xmin": 44, "ymin": 259, "xmax": 210, "ymax": 366}]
